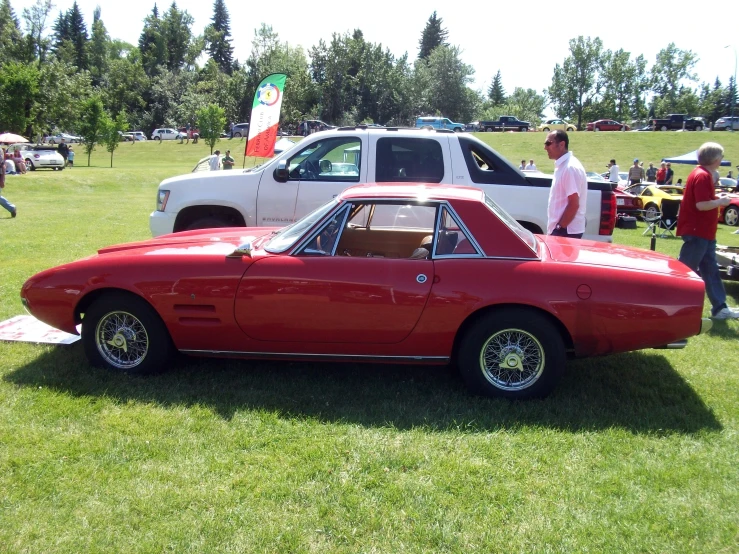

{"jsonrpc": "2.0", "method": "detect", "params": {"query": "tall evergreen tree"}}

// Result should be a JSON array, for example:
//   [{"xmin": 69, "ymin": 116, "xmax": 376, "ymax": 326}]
[
  {"xmin": 206, "ymin": 0, "xmax": 234, "ymax": 74},
  {"xmin": 162, "ymin": 2, "xmax": 194, "ymax": 71},
  {"xmin": 139, "ymin": 5, "xmax": 166, "ymax": 77},
  {"xmin": 67, "ymin": 1, "xmax": 88, "ymax": 70},
  {"xmin": 725, "ymin": 76, "xmax": 737, "ymax": 118},
  {"xmin": 89, "ymin": 6, "xmax": 109, "ymax": 87},
  {"xmin": 488, "ymin": 70, "xmax": 506, "ymax": 106},
  {"xmin": 418, "ymin": 11, "xmax": 448, "ymax": 60},
  {"xmin": 0, "ymin": 0, "xmax": 23, "ymax": 59}
]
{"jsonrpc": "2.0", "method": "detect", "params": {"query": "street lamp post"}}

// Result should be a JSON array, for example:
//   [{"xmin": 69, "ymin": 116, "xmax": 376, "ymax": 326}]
[{"xmin": 725, "ymin": 45, "xmax": 737, "ymax": 131}]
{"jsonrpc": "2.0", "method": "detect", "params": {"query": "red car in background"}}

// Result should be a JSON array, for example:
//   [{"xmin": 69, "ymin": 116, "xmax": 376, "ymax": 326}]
[
  {"xmin": 21, "ymin": 184, "xmax": 710, "ymax": 400},
  {"xmin": 586, "ymin": 119, "xmax": 630, "ymax": 131}
]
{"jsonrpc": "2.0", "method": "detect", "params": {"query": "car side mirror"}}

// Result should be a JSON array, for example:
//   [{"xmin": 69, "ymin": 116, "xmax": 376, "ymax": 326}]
[
  {"xmin": 274, "ymin": 159, "xmax": 288, "ymax": 182},
  {"xmin": 227, "ymin": 242, "xmax": 252, "ymax": 258}
]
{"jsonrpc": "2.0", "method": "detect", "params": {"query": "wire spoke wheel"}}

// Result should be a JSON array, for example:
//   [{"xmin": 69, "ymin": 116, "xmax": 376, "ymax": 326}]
[
  {"xmin": 480, "ymin": 328, "xmax": 544, "ymax": 391},
  {"xmin": 95, "ymin": 310, "xmax": 149, "ymax": 369}
]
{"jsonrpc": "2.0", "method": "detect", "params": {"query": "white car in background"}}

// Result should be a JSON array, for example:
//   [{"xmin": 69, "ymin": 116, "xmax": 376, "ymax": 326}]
[
  {"xmin": 48, "ymin": 133, "xmax": 81, "ymax": 144},
  {"xmin": 6, "ymin": 143, "xmax": 65, "ymax": 170},
  {"xmin": 122, "ymin": 131, "xmax": 147, "ymax": 141},
  {"xmin": 151, "ymin": 128, "xmax": 185, "ymax": 141}
]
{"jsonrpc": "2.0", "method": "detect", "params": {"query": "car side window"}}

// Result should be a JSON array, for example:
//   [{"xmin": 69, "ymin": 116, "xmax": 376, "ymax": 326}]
[
  {"xmin": 287, "ymin": 137, "xmax": 361, "ymax": 183},
  {"xmin": 375, "ymin": 137, "xmax": 444, "ymax": 183}
]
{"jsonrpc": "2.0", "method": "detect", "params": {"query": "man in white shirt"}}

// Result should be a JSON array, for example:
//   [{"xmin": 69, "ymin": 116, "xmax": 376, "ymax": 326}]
[
  {"xmin": 209, "ymin": 150, "xmax": 221, "ymax": 171},
  {"xmin": 544, "ymin": 130, "xmax": 587, "ymax": 238},
  {"xmin": 608, "ymin": 159, "xmax": 620, "ymax": 183},
  {"xmin": 525, "ymin": 159, "xmax": 537, "ymax": 171}
]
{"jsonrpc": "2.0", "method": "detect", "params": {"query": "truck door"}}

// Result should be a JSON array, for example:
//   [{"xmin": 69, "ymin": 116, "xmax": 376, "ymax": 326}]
[{"xmin": 256, "ymin": 135, "xmax": 365, "ymax": 227}]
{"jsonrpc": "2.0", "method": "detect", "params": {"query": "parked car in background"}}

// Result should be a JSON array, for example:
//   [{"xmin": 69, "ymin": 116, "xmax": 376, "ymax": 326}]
[
  {"xmin": 717, "ymin": 177, "xmax": 738, "ymax": 192},
  {"xmin": 465, "ymin": 121, "xmax": 481, "ymax": 132},
  {"xmin": 48, "ymin": 133, "xmax": 81, "ymax": 144},
  {"xmin": 478, "ymin": 116, "xmax": 530, "ymax": 132},
  {"xmin": 298, "ymin": 120, "xmax": 336, "ymax": 136},
  {"xmin": 588, "ymin": 171, "xmax": 641, "ymax": 216},
  {"xmin": 586, "ymin": 119, "xmax": 630, "ymax": 131},
  {"xmin": 537, "ymin": 119, "xmax": 576, "ymax": 132},
  {"xmin": 122, "ymin": 131, "xmax": 147, "ymax": 141},
  {"xmin": 231, "ymin": 123, "xmax": 249, "ymax": 137},
  {"xmin": 6, "ymin": 143, "xmax": 65, "ymax": 170},
  {"xmin": 415, "ymin": 116, "xmax": 465, "ymax": 132},
  {"xmin": 152, "ymin": 128, "xmax": 184, "ymax": 141},
  {"xmin": 23, "ymin": 183, "xmax": 711, "ymax": 399},
  {"xmin": 719, "ymin": 195, "xmax": 739, "ymax": 226},
  {"xmin": 714, "ymin": 116, "xmax": 739, "ymax": 131},
  {"xmin": 650, "ymin": 114, "xmax": 704, "ymax": 131}
]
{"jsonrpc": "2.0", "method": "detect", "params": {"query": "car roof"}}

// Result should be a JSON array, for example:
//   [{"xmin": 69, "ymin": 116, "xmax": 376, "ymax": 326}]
[{"xmin": 339, "ymin": 183, "xmax": 486, "ymax": 203}]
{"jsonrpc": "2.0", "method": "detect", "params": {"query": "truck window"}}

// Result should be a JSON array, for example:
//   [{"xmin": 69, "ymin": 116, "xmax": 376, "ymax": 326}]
[
  {"xmin": 286, "ymin": 137, "xmax": 361, "ymax": 183},
  {"xmin": 375, "ymin": 137, "xmax": 444, "ymax": 183}
]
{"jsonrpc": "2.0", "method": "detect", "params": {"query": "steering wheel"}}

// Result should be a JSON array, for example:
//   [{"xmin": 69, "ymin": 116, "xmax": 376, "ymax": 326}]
[{"xmin": 302, "ymin": 159, "xmax": 320, "ymax": 180}]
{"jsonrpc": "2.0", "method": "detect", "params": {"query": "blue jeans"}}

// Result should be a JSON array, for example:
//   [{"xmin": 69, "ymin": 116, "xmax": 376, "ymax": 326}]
[
  {"xmin": 0, "ymin": 192, "xmax": 15, "ymax": 215},
  {"xmin": 678, "ymin": 235, "xmax": 727, "ymax": 315}
]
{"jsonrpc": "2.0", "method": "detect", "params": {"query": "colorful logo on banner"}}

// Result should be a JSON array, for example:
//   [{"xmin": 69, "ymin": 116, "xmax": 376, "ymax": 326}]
[
  {"xmin": 257, "ymin": 83, "xmax": 281, "ymax": 106},
  {"xmin": 245, "ymin": 73, "xmax": 287, "ymax": 159}
]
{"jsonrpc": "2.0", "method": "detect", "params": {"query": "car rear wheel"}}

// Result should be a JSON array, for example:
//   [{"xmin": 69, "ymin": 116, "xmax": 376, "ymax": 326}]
[
  {"xmin": 541, "ymin": 127, "xmax": 550, "ymax": 132},
  {"xmin": 695, "ymin": 125, "xmax": 703, "ymax": 132},
  {"xmin": 155, "ymin": 136, "xmax": 161, "ymax": 142},
  {"xmin": 644, "ymin": 203, "xmax": 659, "ymax": 220},
  {"xmin": 234, "ymin": 132, "xmax": 242, "ymax": 138},
  {"xmin": 82, "ymin": 292, "xmax": 173, "ymax": 375},
  {"xmin": 457, "ymin": 309, "xmax": 564, "ymax": 399},
  {"xmin": 566, "ymin": 127, "xmax": 575, "ymax": 131},
  {"xmin": 724, "ymin": 206, "xmax": 739, "ymax": 226}
]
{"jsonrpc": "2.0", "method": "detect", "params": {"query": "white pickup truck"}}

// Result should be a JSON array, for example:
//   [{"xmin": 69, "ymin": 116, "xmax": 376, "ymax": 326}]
[{"xmin": 150, "ymin": 127, "xmax": 616, "ymax": 241}]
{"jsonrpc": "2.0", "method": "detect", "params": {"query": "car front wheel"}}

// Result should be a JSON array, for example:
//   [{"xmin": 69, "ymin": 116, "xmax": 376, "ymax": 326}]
[
  {"xmin": 82, "ymin": 292, "xmax": 173, "ymax": 375},
  {"xmin": 457, "ymin": 309, "xmax": 565, "ymax": 399},
  {"xmin": 724, "ymin": 206, "xmax": 739, "ymax": 226},
  {"xmin": 594, "ymin": 127, "xmax": 600, "ymax": 132},
  {"xmin": 25, "ymin": 159, "xmax": 35, "ymax": 170},
  {"xmin": 644, "ymin": 203, "xmax": 659, "ymax": 220},
  {"xmin": 695, "ymin": 125, "xmax": 703, "ymax": 132}
]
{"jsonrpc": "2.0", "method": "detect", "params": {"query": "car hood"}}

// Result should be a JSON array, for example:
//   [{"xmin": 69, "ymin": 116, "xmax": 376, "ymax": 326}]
[
  {"xmin": 96, "ymin": 227, "xmax": 278, "ymax": 257},
  {"xmin": 541, "ymin": 236, "xmax": 696, "ymax": 278}
]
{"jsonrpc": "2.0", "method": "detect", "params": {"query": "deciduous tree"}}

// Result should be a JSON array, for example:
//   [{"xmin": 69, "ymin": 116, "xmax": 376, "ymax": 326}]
[{"xmin": 197, "ymin": 103, "xmax": 226, "ymax": 154}]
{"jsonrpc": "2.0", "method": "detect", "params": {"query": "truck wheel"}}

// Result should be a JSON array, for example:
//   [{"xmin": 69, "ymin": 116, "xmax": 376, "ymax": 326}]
[
  {"xmin": 724, "ymin": 206, "xmax": 739, "ymax": 226},
  {"xmin": 485, "ymin": 127, "xmax": 493, "ymax": 132},
  {"xmin": 520, "ymin": 127, "xmax": 528, "ymax": 132},
  {"xmin": 457, "ymin": 309, "xmax": 564, "ymax": 399},
  {"xmin": 694, "ymin": 125, "xmax": 703, "ymax": 132},
  {"xmin": 453, "ymin": 127, "xmax": 461, "ymax": 132},
  {"xmin": 660, "ymin": 126, "xmax": 668, "ymax": 132},
  {"xmin": 541, "ymin": 127, "xmax": 550, "ymax": 132},
  {"xmin": 185, "ymin": 217, "xmax": 230, "ymax": 231}
]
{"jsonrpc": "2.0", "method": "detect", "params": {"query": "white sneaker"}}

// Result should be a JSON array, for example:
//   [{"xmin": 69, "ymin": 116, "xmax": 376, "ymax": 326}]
[{"xmin": 712, "ymin": 307, "xmax": 739, "ymax": 320}]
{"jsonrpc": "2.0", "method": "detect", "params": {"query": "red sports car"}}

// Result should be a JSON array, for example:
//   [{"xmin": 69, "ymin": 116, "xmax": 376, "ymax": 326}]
[
  {"xmin": 586, "ymin": 119, "xmax": 630, "ymax": 131},
  {"xmin": 21, "ymin": 184, "xmax": 711, "ymax": 399}
]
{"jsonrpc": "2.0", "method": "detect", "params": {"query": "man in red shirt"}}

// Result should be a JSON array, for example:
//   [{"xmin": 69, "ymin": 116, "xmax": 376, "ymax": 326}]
[{"xmin": 677, "ymin": 142, "xmax": 738, "ymax": 320}]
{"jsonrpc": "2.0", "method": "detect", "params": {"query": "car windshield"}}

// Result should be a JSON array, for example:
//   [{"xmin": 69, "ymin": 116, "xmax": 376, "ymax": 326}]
[
  {"xmin": 264, "ymin": 198, "xmax": 340, "ymax": 253},
  {"xmin": 483, "ymin": 193, "xmax": 537, "ymax": 251}
]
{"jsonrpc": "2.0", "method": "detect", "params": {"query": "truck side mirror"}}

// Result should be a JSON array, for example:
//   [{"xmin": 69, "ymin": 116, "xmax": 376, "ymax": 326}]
[{"xmin": 273, "ymin": 159, "xmax": 288, "ymax": 182}]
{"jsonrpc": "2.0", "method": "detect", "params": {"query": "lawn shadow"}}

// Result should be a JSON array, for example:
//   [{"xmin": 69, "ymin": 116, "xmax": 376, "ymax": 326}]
[{"xmin": 5, "ymin": 345, "xmax": 722, "ymax": 436}]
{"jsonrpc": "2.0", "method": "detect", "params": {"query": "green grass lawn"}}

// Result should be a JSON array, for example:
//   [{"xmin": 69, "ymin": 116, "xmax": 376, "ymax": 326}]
[{"xmin": 1, "ymin": 133, "xmax": 739, "ymax": 553}]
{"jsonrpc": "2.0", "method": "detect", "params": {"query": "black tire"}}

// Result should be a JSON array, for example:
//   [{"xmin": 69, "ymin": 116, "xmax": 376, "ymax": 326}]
[
  {"xmin": 185, "ymin": 217, "xmax": 230, "ymax": 231},
  {"xmin": 724, "ymin": 206, "xmax": 739, "ymax": 226},
  {"xmin": 485, "ymin": 126, "xmax": 493, "ymax": 132},
  {"xmin": 82, "ymin": 292, "xmax": 173, "ymax": 375},
  {"xmin": 542, "ymin": 127, "xmax": 550, "ymax": 132},
  {"xmin": 660, "ymin": 125, "xmax": 668, "ymax": 132},
  {"xmin": 695, "ymin": 125, "xmax": 703, "ymax": 132},
  {"xmin": 457, "ymin": 309, "xmax": 565, "ymax": 399},
  {"xmin": 520, "ymin": 127, "xmax": 528, "ymax": 132},
  {"xmin": 155, "ymin": 136, "xmax": 161, "ymax": 142},
  {"xmin": 594, "ymin": 127, "xmax": 600, "ymax": 132},
  {"xmin": 234, "ymin": 132, "xmax": 242, "ymax": 138},
  {"xmin": 566, "ymin": 127, "xmax": 575, "ymax": 132},
  {"xmin": 25, "ymin": 159, "xmax": 35, "ymax": 171}
]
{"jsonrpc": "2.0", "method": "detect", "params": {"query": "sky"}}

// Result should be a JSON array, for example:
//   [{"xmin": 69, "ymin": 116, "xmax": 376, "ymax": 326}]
[{"xmin": 11, "ymin": 0, "xmax": 739, "ymax": 105}]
